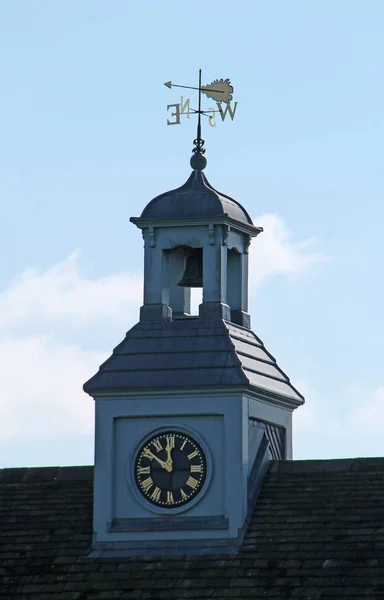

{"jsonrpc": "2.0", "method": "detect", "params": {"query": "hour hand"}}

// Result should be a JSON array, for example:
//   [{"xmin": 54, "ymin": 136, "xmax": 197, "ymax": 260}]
[{"xmin": 165, "ymin": 442, "xmax": 173, "ymax": 470}]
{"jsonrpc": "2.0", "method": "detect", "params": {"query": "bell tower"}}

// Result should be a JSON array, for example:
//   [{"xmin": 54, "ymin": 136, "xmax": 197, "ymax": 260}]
[
  {"xmin": 84, "ymin": 75, "xmax": 304, "ymax": 556},
  {"xmin": 131, "ymin": 155, "xmax": 257, "ymax": 328}
]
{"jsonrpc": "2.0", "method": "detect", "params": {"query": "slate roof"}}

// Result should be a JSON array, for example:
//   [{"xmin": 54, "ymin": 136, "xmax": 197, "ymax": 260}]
[
  {"xmin": 84, "ymin": 320, "xmax": 304, "ymax": 404},
  {"xmin": 137, "ymin": 169, "xmax": 254, "ymax": 226},
  {"xmin": 2, "ymin": 457, "xmax": 384, "ymax": 599}
]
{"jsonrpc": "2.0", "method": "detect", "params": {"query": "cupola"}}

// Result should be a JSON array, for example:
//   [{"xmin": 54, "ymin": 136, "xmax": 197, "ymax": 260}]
[{"xmin": 130, "ymin": 157, "xmax": 261, "ymax": 328}]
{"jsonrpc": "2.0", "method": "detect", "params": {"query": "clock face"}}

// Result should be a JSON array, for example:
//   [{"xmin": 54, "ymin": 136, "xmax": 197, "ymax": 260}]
[{"xmin": 134, "ymin": 431, "xmax": 207, "ymax": 508}]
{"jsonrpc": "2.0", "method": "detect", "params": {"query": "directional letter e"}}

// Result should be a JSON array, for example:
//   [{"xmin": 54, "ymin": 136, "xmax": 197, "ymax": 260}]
[{"xmin": 167, "ymin": 103, "xmax": 181, "ymax": 125}]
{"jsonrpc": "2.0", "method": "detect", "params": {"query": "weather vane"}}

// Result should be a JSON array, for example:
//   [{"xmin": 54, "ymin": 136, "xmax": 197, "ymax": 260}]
[{"xmin": 165, "ymin": 69, "xmax": 238, "ymax": 169}]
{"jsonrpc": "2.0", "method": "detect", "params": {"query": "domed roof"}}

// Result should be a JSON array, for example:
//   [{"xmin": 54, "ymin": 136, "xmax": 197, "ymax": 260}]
[{"xmin": 140, "ymin": 170, "xmax": 253, "ymax": 226}]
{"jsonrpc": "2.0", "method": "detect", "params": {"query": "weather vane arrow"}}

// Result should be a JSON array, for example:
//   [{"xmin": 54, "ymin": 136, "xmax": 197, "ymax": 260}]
[
  {"xmin": 164, "ymin": 69, "xmax": 238, "ymax": 168},
  {"xmin": 165, "ymin": 80, "xmax": 226, "ymax": 99}
]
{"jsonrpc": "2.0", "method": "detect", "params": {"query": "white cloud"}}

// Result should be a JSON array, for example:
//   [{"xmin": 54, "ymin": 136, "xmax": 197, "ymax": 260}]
[
  {"xmin": 0, "ymin": 252, "xmax": 142, "ymax": 464},
  {"xmin": 0, "ymin": 251, "xmax": 143, "ymax": 330},
  {"xmin": 293, "ymin": 382, "xmax": 384, "ymax": 460},
  {"xmin": 250, "ymin": 214, "xmax": 326, "ymax": 284},
  {"xmin": 0, "ymin": 336, "xmax": 104, "ymax": 442}
]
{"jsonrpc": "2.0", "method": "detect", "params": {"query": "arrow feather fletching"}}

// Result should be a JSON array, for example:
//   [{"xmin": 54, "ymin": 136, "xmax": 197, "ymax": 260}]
[{"xmin": 201, "ymin": 79, "xmax": 234, "ymax": 104}]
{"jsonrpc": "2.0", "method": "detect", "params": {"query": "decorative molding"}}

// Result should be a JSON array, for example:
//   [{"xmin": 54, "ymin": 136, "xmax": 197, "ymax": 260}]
[
  {"xmin": 90, "ymin": 535, "xmax": 239, "ymax": 557},
  {"xmin": 222, "ymin": 225, "xmax": 230, "ymax": 247},
  {"xmin": 90, "ymin": 386, "xmax": 303, "ymax": 409},
  {"xmin": 148, "ymin": 226, "xmax": 155, "ymax": 247},
  {"xmin": 244, "ymin": 235, "xmax": 251, "ymax": 254},
  {"xmin": 142, "ymin": 227, "xmax": 156, "ymax": 248},
  {"xmin": 208, "ymin": 224, "xmax": 215, "ymax": 245},
  {"xmin": 108, "ymin": 515, "xmax": 228, "ymax": 533},
  {"xmin": 130, "ymin": 215, "xmax": 262, "ymax": 238}
]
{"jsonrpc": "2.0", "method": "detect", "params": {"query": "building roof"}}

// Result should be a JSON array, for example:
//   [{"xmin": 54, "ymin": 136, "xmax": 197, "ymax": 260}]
[
  {"xmin": 83, "ymin": 319, "xmax": 304, "ymax": 404},
  {"xmin": 1, "ymin": 457, "xmax": 384, "ymax": 598},
  {"xmin": 138, "ymin": 169, "xmax": 254, "ymax": 226}
]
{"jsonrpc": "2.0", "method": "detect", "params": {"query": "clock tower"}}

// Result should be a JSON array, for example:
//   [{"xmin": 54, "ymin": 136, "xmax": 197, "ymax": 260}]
[
  {"xmin": 84, "ymin": 73, "xmax": 303, "ymax": 555},
  {"xmin": 84, "ymin": 148, "xmax": 304, "ymax": 556}
]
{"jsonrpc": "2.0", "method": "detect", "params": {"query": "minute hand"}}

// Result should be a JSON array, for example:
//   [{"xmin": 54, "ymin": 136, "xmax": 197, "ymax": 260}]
[{"xmin": 144, "ymin": 448, "xmax": 172, "ymax": 472}]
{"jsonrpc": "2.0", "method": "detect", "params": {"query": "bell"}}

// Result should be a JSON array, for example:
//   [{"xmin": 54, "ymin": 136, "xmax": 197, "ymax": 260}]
[{"xmin": 177, "ymin": 248, "xmax": 203, "ymax": 288}]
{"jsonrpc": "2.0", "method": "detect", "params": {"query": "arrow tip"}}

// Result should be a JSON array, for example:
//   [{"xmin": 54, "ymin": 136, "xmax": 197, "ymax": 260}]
[{"xmin": 164, "ymin": 81, "xmax": 172, "ymax": 89}]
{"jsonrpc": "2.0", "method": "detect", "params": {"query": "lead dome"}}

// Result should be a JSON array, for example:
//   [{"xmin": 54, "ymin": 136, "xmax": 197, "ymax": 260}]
[{"xmin": 140, "ymin": 169, "xmax": 253, "ymax": 226}]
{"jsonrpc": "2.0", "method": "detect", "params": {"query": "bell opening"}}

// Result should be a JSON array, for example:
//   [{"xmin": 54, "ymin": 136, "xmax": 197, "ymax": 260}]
[
  {"xmin": 177, "ymin": 248, "xmax": 203, "ymax": 288},
  {"xmin": 190, "ymin": 288, "xmax": 203, "ymax": 315}
]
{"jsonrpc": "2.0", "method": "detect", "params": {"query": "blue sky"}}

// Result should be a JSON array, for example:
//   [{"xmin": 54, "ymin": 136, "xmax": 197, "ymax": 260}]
[{"xmin": 0, "ymin": 1, "xmax": 383, "ymax": 467}]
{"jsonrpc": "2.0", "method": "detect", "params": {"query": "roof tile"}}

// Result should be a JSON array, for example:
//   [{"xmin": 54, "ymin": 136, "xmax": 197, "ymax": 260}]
[
  {"xmin": 84, "ymin": 319, "xmax": 303, "ymax": 404},
  {"xmin": 2, "ymin": 459, "xmax": 384, "ymax": 598}
]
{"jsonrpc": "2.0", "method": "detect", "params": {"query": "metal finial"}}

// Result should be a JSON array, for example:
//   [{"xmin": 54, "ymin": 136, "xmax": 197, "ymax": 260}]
[
  {"xmin": 190, "ymin": 152, "xmax": 207, "ymax": 171},
  {"xmin": 192, "ymin": 69, "xmax": 205, "ymax": 157}
]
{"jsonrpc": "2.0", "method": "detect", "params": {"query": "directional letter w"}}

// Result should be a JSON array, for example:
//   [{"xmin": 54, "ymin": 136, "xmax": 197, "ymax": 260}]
[{"xmin": 217, "ymin": 101, "xmax": 238, "ymax": 121}]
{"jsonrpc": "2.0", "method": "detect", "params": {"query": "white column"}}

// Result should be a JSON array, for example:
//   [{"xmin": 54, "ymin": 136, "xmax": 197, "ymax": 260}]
[
  {"xmin": 202, "ymin": 227, "xmax": 227, "ymax": 303},
  {"xmin": 200, "ymin": 225, "xmax": 230, "ymax": 320},
  {"xmin": 140, "ymin": 229, "xmax": 172, "ymax": 321}
]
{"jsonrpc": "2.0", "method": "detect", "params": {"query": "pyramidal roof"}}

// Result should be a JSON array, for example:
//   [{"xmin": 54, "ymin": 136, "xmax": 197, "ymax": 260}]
[{"xmin": 84, "ymin": 319, "xmax": 303, "ymax": 405}]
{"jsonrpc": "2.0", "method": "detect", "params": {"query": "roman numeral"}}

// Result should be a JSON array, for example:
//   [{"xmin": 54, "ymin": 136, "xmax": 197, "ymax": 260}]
[
  {"xmin": 166, "ymin": 491, "xmax": 174, "ymax": 504},
  {"xmin": 190, "ymin": 464, "xmax": 202, "ymax": 473},
  {"xmin": 152, "ymin": 439, "xmax": 163, "ymax": 452},
  {"xmin": 141, "ymin": 477, "xmax": 153, "ymax": 492},
  {"xmin": 187, "ymin": 450, "xmax": 198, "ymax": 460},
  {"xmin": 180, "ymin": 439, "xmax": 187, "ymax": 451},
  {"xmin": 143, "ymin": 448, "xmax": 154, "ymax": 460},
  {"xmin": 151, "ymin": 487, "xmax": 161, "ymax": 502},
  {"xmin": 138, "ymin": 466, "xmax": 151, "ymax": 475},
  {"xmin": 186, "ymin": 476, "xmax": 199, "ymax": 490},
  {"xmin": 166, "ymin": 435, "xmax": 175, "ymax": 448},
  {"xmin": 180, "ymin": 489, "xmax": 187, "ymax": 500}
]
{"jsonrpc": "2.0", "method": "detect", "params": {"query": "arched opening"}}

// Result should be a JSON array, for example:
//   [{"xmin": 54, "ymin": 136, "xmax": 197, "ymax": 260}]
[
  {"xmin": 167, "ymin": 246, "xmax": 203, "ymax": 318},
  {"xmin": 227, "ymin": 248, "xmax": 242, "ymax": 315}
]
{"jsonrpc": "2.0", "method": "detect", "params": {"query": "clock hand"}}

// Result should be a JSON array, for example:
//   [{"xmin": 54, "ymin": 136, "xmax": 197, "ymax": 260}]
[
  {"xmin": 165, "ymin": 442, "xmax": 173, "ymax": 471},
  {"xmin": 143, "ymin": 448, "xmax": 172, "ymax": 472}
]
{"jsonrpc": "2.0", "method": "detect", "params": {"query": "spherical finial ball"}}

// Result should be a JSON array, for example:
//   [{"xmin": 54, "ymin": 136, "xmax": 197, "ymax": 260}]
[{"xmin": 190, "ymin": 152, "xmax": 207, "ymax": 171}]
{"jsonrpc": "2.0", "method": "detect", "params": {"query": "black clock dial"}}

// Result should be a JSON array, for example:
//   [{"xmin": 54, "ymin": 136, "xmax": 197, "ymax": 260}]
[{"xmin": 135, "ymin": 431, "xmax": 207, "ymax": 507}]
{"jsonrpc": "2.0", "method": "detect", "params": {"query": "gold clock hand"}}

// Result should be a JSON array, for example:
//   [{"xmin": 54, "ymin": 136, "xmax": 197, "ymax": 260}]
[
  {"xmin": 143, "ymin": 448, "xmax": 172, "ymax": 472},
  {"xmin": 165, "ymin": 442, "xmax": 173, "ymax": 470}
]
